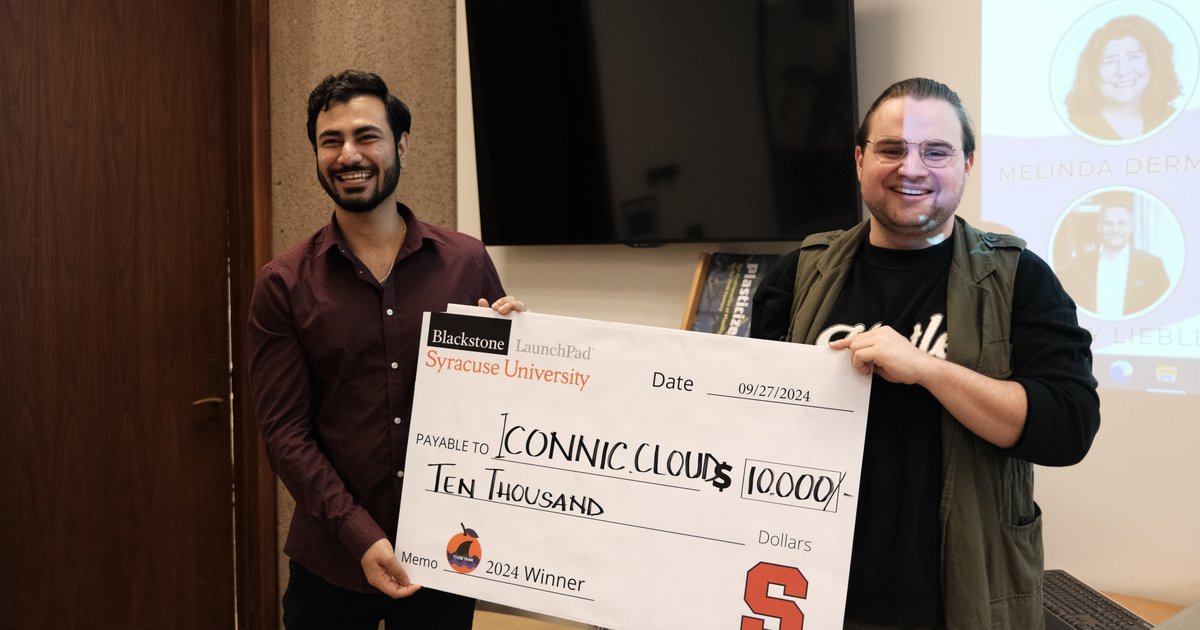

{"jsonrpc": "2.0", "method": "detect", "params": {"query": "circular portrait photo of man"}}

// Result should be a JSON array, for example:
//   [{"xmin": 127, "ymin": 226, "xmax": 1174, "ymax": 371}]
[
  {"xmin": 1050, "ymin": 1, "xmax": 1198, "ymax": 144},
  {"xmin": 1051, "ymin": 187, "xmax": 1184, "ymax": 320}
]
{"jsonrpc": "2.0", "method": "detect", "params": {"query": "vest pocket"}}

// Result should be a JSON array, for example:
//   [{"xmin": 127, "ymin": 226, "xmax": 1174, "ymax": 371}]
[{"xmin": 991, "ymin": 501, "xmax": 1044, "ymax": 592}]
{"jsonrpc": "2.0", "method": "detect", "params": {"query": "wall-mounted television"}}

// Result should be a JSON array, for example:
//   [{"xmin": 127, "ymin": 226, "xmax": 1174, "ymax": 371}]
[{"xmin": 465, "ymin": 0, "xmax": 860, "ymax": 246}]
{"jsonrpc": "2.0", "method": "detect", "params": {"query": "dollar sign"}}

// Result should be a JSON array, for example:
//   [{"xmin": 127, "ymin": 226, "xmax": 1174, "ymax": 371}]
[{"xmin": 711, "ymin": 461, "xmax": 732, "ymax": 492}]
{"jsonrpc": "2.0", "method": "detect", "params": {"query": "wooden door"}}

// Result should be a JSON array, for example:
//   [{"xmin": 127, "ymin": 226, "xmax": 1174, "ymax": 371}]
[{"xmin": 0, "ymin": 0, "xmax": 257, "ymax": 626}]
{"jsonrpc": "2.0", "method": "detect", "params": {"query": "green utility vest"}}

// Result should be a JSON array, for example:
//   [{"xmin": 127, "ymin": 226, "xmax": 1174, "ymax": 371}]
[{"xmin": 787, "ymin": 217, "xmax": 1044, "ymax": 629}]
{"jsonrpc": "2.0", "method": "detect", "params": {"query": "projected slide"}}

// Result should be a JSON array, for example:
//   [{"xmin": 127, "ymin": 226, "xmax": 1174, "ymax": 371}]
[{"xmin": 983, "ymin": 0, "xmax": 1199, "ymax": 393}]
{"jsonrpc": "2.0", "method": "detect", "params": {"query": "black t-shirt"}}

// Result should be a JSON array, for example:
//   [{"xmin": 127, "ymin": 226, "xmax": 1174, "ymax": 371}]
[
  {"xmin": 751, "ymin": 231, "xmax": 1101, "ymax": 625},
  {"xmin": 824, "ymin": 239, "xmax": 951, "ymax": 625}
]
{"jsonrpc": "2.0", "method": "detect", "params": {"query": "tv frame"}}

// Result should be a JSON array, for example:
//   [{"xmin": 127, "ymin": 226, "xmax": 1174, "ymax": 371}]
[{"xmin": 465, "ymin": 0, "xmax": 861, "ymax": 247}]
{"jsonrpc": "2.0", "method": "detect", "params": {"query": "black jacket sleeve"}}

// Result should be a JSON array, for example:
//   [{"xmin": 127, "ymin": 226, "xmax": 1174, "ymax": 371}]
[
  {"xmin": 1006, "ymin": 249, "xmax": 1101, "ymax": 466},
  {"xmin": 750, "ymin": 248, "xmax": 801, "ymax": 341}
]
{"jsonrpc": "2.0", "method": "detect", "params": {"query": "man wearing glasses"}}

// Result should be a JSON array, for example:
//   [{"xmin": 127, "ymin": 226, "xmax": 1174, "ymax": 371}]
[{"xmin": 752, "ymin": 78, "xmax": 1099, "ymax": 629}]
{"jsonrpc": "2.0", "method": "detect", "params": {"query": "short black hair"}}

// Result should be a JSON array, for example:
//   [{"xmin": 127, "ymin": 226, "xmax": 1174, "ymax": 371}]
[
  {"xmin": 856, "ymin": 77, "xmax": 975, "ymax": 159},
  {"xmin": 306, "ymin": 70, "xmax": 412, "ymax": 150}
]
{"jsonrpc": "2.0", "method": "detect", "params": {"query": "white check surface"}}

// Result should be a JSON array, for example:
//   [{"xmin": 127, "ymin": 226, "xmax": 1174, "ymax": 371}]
[{"xmin": 396, "ymin": 306, "xmax": 870, "ymax": 629}]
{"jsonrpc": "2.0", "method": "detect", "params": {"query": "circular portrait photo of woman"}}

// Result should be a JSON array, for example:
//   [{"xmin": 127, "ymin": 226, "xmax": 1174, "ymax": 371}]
[{"xmin": 1051, "ymin": 1, "xmax": 1198, "ymax": 144}]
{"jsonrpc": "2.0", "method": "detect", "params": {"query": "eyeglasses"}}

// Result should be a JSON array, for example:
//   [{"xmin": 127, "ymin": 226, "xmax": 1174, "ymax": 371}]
[{"xmin": 866, "ymin": 136, "xmax": 958, "ymax": 168}]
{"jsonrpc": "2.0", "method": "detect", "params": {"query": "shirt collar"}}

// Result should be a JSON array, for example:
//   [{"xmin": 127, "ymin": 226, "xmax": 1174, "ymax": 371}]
[
  {"xmin": 313, "ymin": 202, "xmax": 446, "ymax": 259},
  {"xmin": 1100, "ymin": 243, "xmax": 1131, "ymax": 264}
]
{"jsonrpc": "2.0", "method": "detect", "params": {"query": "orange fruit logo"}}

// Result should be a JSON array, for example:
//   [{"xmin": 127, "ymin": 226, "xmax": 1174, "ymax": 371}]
[{"xmin": 446, "ymin": 523, "xmax": 481, "ymax": 574}]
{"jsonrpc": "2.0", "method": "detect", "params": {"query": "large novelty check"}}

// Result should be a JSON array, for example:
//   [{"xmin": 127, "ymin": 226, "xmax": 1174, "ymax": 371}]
[{"xmin": 396, "ymin": 306, "xmax": 871, "ymax": 629}]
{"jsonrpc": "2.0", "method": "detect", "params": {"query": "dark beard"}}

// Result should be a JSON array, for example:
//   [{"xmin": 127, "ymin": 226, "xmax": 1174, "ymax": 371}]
[
  {"xmin": 317, "ymin": 152, "xmax": 401, "ymax": 214},
  {"xmin": 864, "ymin": 198, "xmax": 954, "ymax": 238}
]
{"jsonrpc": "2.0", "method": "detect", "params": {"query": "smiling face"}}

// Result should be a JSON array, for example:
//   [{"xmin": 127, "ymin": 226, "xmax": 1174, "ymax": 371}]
[
  {"xmin": 314, "ymin": 95, "xmax": 406, "ymax": 213},
  {"xmin": 856, "ymin": 96, "xmax": 974, "ymax": 249},
  {"xmin": 1098, "ymin": 36, "xmax": 1150, "ymax": 107},
  {"xmin": 1098, "ymin": 205, "xmax": 1134, "ymax": 251}
]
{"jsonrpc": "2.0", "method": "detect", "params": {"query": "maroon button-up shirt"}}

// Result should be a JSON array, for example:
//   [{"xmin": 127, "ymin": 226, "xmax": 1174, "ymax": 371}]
[{"xmin": 248, "ymin": 203, "xmax": 506, "ymax": 592}]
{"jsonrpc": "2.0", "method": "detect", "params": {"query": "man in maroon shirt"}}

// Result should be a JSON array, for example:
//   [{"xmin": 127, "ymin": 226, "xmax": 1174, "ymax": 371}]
[{"xmin": 249, "ymin": 70, "xmax": 522, "ymax": 629}]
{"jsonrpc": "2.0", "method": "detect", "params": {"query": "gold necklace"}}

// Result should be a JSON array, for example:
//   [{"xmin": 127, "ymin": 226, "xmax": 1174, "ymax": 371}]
[{"xmin": 380, "ymin": 221, "xmax": 407, "ymax": 282}]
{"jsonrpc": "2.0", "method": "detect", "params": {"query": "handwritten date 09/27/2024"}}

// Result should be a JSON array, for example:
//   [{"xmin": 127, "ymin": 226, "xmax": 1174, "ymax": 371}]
[{"xmin": 652, "ymin": 369, "xmax": 812, "ymax": 404}]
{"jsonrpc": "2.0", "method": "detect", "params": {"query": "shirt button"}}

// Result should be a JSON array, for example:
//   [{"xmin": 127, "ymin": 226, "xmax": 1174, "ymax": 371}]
[
  {"xmin": 386, "ymin": 308, "xmax": 394, "ymax": 316},
  {"xmin": 391, "ymin": 361, "xmax": 399, "ymax": 369},
  {"xmin": 393, "ymin": 417, "xmax": 402, "ymax": 424},
  {"xmin": 396, "ymin": 470, "xmax": 405, "ymax": 479}
]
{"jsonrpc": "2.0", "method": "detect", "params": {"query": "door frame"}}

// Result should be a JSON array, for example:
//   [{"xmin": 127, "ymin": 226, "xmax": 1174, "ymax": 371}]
[{"xmin": 229, "ymin": 0, "xmax": 278, "ymax": 625}]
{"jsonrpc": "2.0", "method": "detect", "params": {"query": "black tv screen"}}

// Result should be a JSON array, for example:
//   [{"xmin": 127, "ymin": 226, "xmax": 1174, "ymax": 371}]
[{"xmin": 465, "ymin": 0, "xmax": 860, "ymax": 246}]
